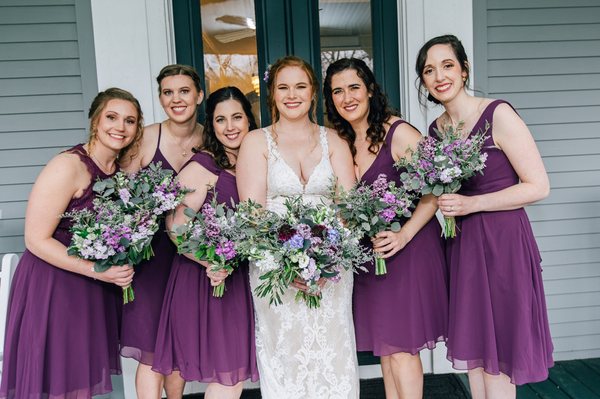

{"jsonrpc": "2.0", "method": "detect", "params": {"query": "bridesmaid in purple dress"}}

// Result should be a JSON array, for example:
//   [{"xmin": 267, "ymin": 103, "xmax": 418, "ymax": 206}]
[
  {"xmin": 119, "ymin": 64, "xmax": 204, "ymax": 397},
  {"xmin": 416, "ymin": 35, "xmax": 553, "ymax": 397},
  {"xmin": 324, "ymin": 58, "xmax": 448, "ymax": 399},
  {"xmin": 0, "ymin": 88, "xmax": 140, "ymax": 398},
  {"xmin": 152, "ymin": 86, "xmax": 259, "ymax": 398}
]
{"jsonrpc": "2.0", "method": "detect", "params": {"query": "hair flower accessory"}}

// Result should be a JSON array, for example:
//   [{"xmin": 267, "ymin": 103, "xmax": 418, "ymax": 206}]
[{"xmin": 263, "ymin": 64, "xmax": 271, "ymax": 83}]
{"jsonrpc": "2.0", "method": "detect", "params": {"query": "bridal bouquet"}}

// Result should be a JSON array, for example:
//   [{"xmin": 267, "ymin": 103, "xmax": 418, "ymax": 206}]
[
  {"xmin": 64, "ymin": 200, "xmax": 158, "ymax": 303},
  {"xmin": 335, "ymin": 173, "xmax": 415, "ymax": 275},
  {"xmin": 173, "ymin": 194, "xmax": 254, "ymax": 297},
  {"xmin": 64, "ymin": 162, "xmax": 191, "ymax": 303},
  {"xmin": 396, "ymin": 121, "xmax": 489, "ymax": 238},
  {"xmin": 240, "ymin": 196, "xmax": 371, "ymax": 308}
]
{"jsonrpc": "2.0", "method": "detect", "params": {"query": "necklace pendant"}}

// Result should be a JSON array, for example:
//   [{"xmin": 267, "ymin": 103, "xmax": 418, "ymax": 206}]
[{"xmin": 182, "ymin": 150, "xmax": 187, "ymax": 157}]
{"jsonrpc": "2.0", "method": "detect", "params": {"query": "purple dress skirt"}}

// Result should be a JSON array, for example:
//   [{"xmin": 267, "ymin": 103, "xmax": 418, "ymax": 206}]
[
  {"xmin": 152, "ymin": 151, "xmax": 259, "ymax": 385},
  {"xmin": 0, "ymin": 144, "xmax": 123, "ymax": 399},
  {"xmin": 120, "ymin": 124, "xmax": 178, "ymax": 365},
  {"xmin": 353, "ymin": 120, "xmax": 449, "ymax": 356},
  {"xmin": 431, "ymin": 100, "xmax": 554, "ymax": 385}
]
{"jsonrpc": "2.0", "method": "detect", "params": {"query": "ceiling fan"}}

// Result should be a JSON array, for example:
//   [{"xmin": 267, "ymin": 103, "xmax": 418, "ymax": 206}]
[{"xmin": 214, "ymin": 15, "xmax": 256, "ymax": 43}]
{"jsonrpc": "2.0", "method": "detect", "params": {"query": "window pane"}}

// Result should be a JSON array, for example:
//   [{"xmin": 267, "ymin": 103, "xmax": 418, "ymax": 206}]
[
  {"xmin": 318, "ymin": 0, "xmax": 374, "ymax": 77},
  {"xmin": 200, "ymin": 0, "xmax": 261, "ymax": 123}
]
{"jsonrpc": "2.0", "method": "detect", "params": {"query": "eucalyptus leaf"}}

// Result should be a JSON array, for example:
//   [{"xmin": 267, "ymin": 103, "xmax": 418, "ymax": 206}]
[{"xmin": 183, "ymin": 207, "xmax": 197, "ymax": 218}]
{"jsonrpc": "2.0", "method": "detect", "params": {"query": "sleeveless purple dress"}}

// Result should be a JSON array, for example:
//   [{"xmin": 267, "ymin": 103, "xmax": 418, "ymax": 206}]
[
  {"xmin": 120, "ymin": 125, "xmax": 178, "ymax": 365},
  {"xmin": 152, "ymin": 151, "xmax": 259, "ymax": 385},
  {"xmin": 430, "ymin": 100, "xmax": 554, "ymax": 385},
  {"xmin": 0, "ymin": 144, "xmax": 122, "ymax": 399},
  {"xmin": 353, "ymin": 120, "xmax": 448, "ymax": 356}
]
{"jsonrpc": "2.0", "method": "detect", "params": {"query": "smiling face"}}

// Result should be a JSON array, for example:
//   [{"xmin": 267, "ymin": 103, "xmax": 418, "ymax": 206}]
[
  {"xmin": 330, "ymin": 68, "xmax": 371, "ymax": 127},
  {"xmin": 93, "ymin": 99, "xmax": 139, "ymax": 151},
  {"xmin": 273, "ymin": 66, "xmax": 314, "ymax": 121},
  {"xmin": 159, "ymin": 74, "xmax": 203, "ymax": 123},
  {"xmin": 212, "ymin": 98, "xmax": 250, "ymax": 151},
  {"xmin": 421, "ymin": 43, "xmax": 468, "ymax": 104}
]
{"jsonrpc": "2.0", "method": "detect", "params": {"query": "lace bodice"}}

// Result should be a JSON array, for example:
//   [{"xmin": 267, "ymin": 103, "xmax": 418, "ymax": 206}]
[{"xmin": 264, "ymin": 127, "xmax": 334, "ymax": 214}]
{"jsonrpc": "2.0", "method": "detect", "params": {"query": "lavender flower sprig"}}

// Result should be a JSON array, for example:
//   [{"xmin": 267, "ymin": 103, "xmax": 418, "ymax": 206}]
[
  {"xmin": 93, "ymin": 161, "xmax": 192, "ymax": 214},
  {"xmin": 335, "ymin": 174, "xmax": 415, "ymax": 275},
  {"xmin": 395, "ymin": 121, "xmax": 489, "ymax": 238}
]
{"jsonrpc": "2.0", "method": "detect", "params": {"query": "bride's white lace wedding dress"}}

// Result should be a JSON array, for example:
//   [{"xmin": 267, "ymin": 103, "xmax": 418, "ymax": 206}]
[{"xmin": 249, "ymin": 127, "xmax": 360, "ymax": 399}]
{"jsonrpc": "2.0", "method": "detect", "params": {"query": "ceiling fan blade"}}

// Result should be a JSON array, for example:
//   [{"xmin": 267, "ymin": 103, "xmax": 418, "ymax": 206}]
[
  {"xmin": 215, "ymin": 15, "xmax": 256, "ymax": 29},
  {"xmin": 214, "ymin": 28, "xmax": 256, "ymax": 43}
]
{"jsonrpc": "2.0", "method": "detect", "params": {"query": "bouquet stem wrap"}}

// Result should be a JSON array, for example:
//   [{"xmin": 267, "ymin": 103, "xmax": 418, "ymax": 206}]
[
  {"xmin": 375, "ymin": 255, "xmax": 387, "ymax": 276},
  {"xmin": 443, "ymin": 216, "xmax": 457, "ymax": 238}
]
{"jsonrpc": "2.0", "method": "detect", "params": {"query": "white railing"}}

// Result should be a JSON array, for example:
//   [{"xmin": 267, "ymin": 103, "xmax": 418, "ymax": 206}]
[{"xmin": 0, "ymin": 253, "xmax": 19, "ymax": 374}]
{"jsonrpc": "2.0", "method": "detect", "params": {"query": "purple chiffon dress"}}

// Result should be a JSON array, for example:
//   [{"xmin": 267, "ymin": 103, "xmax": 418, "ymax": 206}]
[
  {"xmin": 353, "ymin": 120, "xmax": 448, "ymax": 356},
  {"xmin": 152, "ymin": 151, "xmax": 259, "ymax": 385},
  {"xmin": 120, "ymin": 125, "xmax": 178, "ymax": 365},
  {"xmin": 431, "ymin": 99, "xmax": 554, "ymax": 385},
  {"xmin": 0, "ymin": 144, "xmax": 122, "ymax": 399}
]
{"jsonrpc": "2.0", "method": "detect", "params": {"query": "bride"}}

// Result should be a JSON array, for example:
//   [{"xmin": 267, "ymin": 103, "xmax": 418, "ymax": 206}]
[{"xmin": 236, "ymin": 56, "xmax": 359, "ymax": 398}]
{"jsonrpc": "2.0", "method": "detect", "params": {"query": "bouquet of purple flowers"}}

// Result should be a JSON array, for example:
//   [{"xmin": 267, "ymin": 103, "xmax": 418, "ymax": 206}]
[
  {"xmin": 396, "ymin": 121, "xmax": 489, "ymax": 238},
  {"xmin": 93, "ymin": 161, "xmax": 190, "ymax": 215},
  {"xmin": 64, "ymin": 162, "xmax": 190, "ymax": 303},
  {"xmin": 174, "ymin": 193, "xmax": 253, "ymax": 297},
  {"xmin": 239, "ymin": 196, "xmax": 371, "ymax": 308},
  {"xmin": 335, "ymin": 174, "xmax": 415, "ymax": 275},
  {"xmin": 64, "ymin": 201, "xmax": 159, "ymax": 303}
]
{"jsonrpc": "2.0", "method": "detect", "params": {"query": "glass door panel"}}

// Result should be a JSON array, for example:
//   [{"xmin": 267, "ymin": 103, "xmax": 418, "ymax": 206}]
[
  {"xmin": 200, "ymin": 0, "xmax": 261, "ymax": 123},
  {"xmin": 318, "ymin": 0, "xmax": 373, "ymax": 77}
]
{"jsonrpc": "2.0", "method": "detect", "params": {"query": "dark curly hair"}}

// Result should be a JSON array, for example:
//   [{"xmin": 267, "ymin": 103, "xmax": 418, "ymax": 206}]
[
  {"xmin": 199, "ymin": 86, "xmax": 258, "ymax": 170},
  {"xmin": 415, "ymin": 34, "xmax": 470, "ymax": 106},
  {"xmin": 323, "ymin": 58, "xmax": 395, "ymax": 157},
  {"xmin": 266, "ymin": 56, "xmax": 319, "ymax": 124}
]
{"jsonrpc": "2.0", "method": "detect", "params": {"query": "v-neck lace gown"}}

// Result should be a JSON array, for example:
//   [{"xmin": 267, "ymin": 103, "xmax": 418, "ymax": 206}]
[{"xmin": 249, "ymin": 127, "xmax": 360, "ymax": 399}]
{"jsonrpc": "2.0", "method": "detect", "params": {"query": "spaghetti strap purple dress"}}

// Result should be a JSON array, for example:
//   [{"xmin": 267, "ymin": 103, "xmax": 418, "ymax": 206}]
[
  {"xmin": 152, "ymin": 151, "xmax": 259, "ymax": 385},
  {"xmin": 430, "ymin": 99, "xmax": 554, "ymax": 385},
  {"xmin": 353, "ymin": 120, "xmax": 448, "ymax": 356},
  {"xmin": 0, "ymin": 144, "xmax": 122, "ymax": 399},
  {"xmin": 120, "ymin": 124, "xmax": 178, "ymax": 365}
]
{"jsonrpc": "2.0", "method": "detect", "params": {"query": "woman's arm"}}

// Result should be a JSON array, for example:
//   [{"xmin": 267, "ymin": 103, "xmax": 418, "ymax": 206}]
[
  {"xmin": 165, "ymin": 160, "xmax": 216, "ymax": 267},
  {"xmin": 236, "ymin": 130, "xmax": 268, "ymax": 204},
  {"xmin": 327, "ymin": 128, "xmax": 356, "ymax": 193},
  {"xmin": 24, "ymin": 154, "xmax": 133, "ymax": 286},
  {"xmin": 438, "ymin": 103, "xmax": 549, "ymax": 217},
  {"xmin": 374, "ymin": 122, "xmax": 438, "ymax": 257},
  {"xmin": 120, "ymin": 123, "xmax": 159, "ymax": 173}
]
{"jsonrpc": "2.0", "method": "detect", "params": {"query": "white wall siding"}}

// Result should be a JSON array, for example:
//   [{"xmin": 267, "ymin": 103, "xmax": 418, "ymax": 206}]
[
  {"xmin": 474, "ymin": 0, "xmax": 600, "ymax": 362},
  {"xmin": 0, "ymin": 0, "xmax": 97, "ymax": 256}
]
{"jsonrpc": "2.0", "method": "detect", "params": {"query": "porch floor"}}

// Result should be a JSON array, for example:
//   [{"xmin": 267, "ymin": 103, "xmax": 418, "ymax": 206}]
[
  {"xmin": 187, "ymin": 358, "xmax": 600, "ymax": 398},
  {"xmin": 457, "ymin": 358, "xmax": 600, "ymax": 399}
]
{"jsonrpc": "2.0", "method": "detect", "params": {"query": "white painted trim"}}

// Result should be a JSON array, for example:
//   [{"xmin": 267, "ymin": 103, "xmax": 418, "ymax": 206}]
[
  {"xmin": 396, "ymin": 0, "xmax": 473, "ymax": 374},
  {"xmin": 91, "ymin": 0, "xmax": 176, "ymax": 125},
  {"xmin": 398, "ymin": 0, "xmax": 474, "ymax": 137}
]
